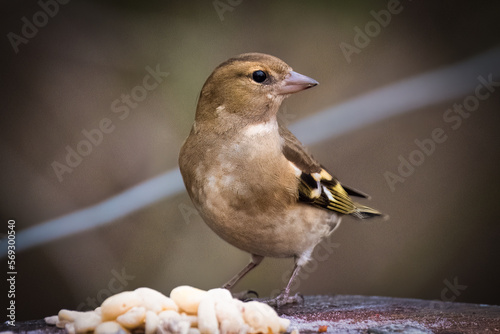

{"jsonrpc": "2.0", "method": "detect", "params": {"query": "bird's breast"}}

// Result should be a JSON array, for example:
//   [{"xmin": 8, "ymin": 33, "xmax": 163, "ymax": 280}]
[{"xmin": 191, "ymin": 123, "xmax": 298, "ymax": 219}]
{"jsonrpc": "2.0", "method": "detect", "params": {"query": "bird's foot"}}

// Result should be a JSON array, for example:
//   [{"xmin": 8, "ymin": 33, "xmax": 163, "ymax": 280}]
[
  {"xmin": 230, "ymin": 290, "xmax": 259, "ymax": 301},
  {"xmin": 264, "ymin": 292, "xmax": 304, "ymax": 308}
]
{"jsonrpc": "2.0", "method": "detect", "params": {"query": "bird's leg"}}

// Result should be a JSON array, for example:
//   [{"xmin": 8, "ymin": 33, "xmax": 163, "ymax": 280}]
[
  {"xmin": 222, "ymin": 254, "xmax": 264, "ymax": 291},
  {"xmin": 269, "ymin": 261, "xmax": 305, "ymax": 308}
]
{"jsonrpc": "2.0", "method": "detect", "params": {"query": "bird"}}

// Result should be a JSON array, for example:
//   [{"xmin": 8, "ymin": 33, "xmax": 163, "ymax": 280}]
[{"xmin": 178, "ymin": 52, "xmax": 385, "ymax": 307}]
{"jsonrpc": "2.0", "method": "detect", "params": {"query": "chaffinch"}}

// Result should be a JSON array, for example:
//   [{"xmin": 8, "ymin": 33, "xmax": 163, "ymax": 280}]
[{"xmin": 179, "ymin": 53, "xmax": 384, "ymax": 307}]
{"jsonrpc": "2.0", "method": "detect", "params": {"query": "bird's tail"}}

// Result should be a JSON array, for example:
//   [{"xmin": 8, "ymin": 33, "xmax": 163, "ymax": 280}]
[{"xmin": 351, "ymin": 203, "xmax": 388, "ymax": 220}]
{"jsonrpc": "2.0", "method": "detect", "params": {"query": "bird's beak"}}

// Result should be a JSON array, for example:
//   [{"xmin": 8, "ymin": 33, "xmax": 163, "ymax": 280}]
[{"xmin": 277, "ymin": 71, "xmax": 319, "ymax": 95}]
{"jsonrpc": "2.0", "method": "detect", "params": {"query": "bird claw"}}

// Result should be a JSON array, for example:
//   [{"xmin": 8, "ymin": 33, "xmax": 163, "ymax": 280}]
[
  {"xmin": 264, "ymin": 292, "xmax": 304, "ymax": 308},
  {"xmin": 231, "ymin": 290, "xmax": 259, "ymax": 301}
]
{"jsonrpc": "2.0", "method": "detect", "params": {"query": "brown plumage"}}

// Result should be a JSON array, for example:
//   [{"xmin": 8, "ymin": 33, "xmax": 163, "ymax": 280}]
[{"xmin": 179, "ymin": 53, "xmax": 385, "ymax": 307}]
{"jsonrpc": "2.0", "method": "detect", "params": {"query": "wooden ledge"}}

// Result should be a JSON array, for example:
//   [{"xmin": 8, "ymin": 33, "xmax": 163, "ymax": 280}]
[
  {"xmin": 1, "ymin": 295, "xmax": 499, "ymax": 334},
  {"xmin": 278, "ymin": 295, "xmax": 500, "ymax": 333}
]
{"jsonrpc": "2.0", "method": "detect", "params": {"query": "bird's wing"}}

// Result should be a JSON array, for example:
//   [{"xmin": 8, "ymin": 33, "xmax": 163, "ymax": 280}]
[
  {"xmin": 279, "ymin": 124, "xmax": 322, "ymax": 174},
  {"xmin": 279, "ymin": 125, "xmax": 381, "ymax": 219}
]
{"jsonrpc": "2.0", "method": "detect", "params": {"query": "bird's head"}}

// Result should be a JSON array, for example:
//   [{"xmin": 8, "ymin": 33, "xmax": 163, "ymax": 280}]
[{"xmin": 196, "ymin": 53, "xmax": 318, "ymax": 127}]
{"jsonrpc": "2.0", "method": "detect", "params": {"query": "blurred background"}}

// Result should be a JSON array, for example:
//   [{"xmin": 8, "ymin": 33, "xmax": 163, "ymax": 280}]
[{"xmin": 1, "ymin": 0, "xmax": 500, "ymax": 321}]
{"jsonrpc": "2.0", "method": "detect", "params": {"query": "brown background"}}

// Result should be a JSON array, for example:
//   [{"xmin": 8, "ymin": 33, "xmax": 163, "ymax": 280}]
[{"xmin": 1, "ymin": 0, "xmax": 500, "ymax": 321}]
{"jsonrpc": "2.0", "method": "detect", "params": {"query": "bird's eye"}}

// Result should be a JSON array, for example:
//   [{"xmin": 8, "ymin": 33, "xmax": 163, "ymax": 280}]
[{"xmin": 252, "ymin": 70, "xmax": 267, "ymax": 83}]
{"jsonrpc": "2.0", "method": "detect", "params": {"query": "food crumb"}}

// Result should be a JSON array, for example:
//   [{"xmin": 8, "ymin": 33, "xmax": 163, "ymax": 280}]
[{"xmin": 44, "ymin": 286, "xmax": 290, "ymax": 334}]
